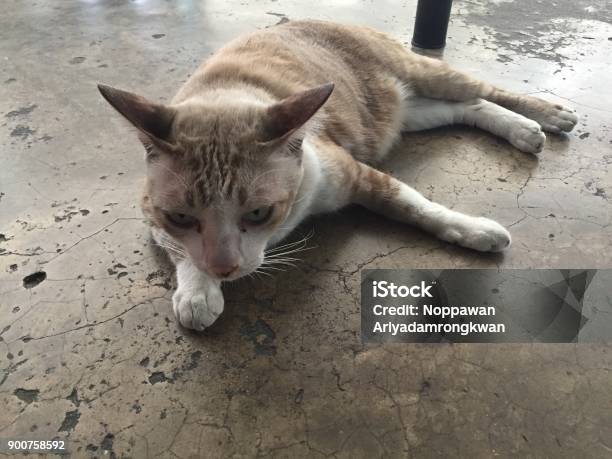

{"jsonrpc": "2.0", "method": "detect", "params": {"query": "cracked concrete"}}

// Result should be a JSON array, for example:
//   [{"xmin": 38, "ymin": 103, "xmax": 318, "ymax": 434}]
[{"xmin": 1, "ymin": 0, "xmax": 611, "ymax": 457}]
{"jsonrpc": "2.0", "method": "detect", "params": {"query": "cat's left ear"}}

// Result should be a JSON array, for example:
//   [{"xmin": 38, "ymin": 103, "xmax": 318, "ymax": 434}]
[
  {"xmin": 260, "ymin": 83, "xmax": 334, "ymax": 146},
  {"xmin": 97, "ymin": 84, "xmax": 177, "ymax": 155}
]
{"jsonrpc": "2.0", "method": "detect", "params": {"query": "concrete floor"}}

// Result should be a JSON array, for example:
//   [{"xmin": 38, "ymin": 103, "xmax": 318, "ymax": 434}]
[{"xmin": 1, "ymin": 0, "xmax": 611, "ymax": 457}]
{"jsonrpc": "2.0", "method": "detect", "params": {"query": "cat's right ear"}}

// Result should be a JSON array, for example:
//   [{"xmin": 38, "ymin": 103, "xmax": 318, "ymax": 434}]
[
  {"xmin": 261, "ymin": 83, "xmax": 335, "ymax": 145},
  {"xmin": 97, "ymin": 84, "xmax": 177, "ymax": 156}
]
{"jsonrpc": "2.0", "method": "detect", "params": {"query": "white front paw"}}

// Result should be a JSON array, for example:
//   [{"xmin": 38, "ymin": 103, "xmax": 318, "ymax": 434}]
[
  {"xmin": 172, "ymin": 282, "xmax": 224, "ymax": 331},
  {"xmin": 509, "ymin": 119, "xmax": 546, "ymax": 154},
  {"xmin": 440, "ymin": 217, "xmax": 511, "ymax": 252}
]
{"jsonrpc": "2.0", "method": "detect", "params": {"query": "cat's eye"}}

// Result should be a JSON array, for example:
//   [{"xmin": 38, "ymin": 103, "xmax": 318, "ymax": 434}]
[
  {"xmin": 164, "ymin": 212, "xmax": 199, "ymax": 229},
  {"xmin": 242, "ymin": 206, "xmax": 273, "ymax": 225}
]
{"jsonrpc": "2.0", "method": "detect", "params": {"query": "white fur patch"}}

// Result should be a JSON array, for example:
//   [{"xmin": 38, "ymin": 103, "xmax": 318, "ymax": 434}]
[
  {"xmin": 269, "ymin": 138, "xmax": 325, "ymax": 246},
  {"xmin": 400, "ymin": 97, "xmax": 546, "ymax": 154},
  {"xmin": 395, "ymin": 184, "xmax": 511, "ymax": 252},
  {"xmin": 400, "ymin": 96, "xmax": 461, "ymax": 132},
  {"xmin": 172, "ymin": 258, "xmax": 224, "ymax": 330}
]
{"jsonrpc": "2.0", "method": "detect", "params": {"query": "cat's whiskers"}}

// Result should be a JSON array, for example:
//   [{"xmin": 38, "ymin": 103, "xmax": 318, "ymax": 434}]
[
  {"xmin": 161, "ymin": 248, "xmax": 186, "ymax": 260},
  {"xmin": 262, "ymin": 257, "xmax": 296, "ymax": 266},
  {"xmin": 265, "ymin": 230, "xmax": 315, "ymax": 254},
  {"xmin": 260, "ymin": 231, "xmax": 316, "ymax": 275},
  {"xmin": 158, "ymin": 237, "xmax": 185, "ymax": 251},
  {"xmin": 155, "ymin": 238, "xmax": 187, "ymax": 259},
  {"xmin": 252, "ymin": 267, "xmax": 273, "ymax": 278},
  {"xmin": 264, "ymin": 255, "xmax": 300, "ymax": 262},
  {"xmin": 263, "ymin": 253, "xmax": 301, "ymax": 262},
  {"xmin": 259, "ymin": 265, "xmax": 287, "ymax": 272},
  {"xmin": 265, "ymin": 239, "xmax": 307, "ymax": 253},
  {"xmin": 159, "ymin": 246, "xmax": 186, "ymax": 259},
  {"xmin": 261, "ymin": 243, "xmax": 315, "ymax": 275},
  {"xmin": 265, "ymin": 246, "xmax": 315, "ymax": 261},
  {"xmin": 270, "ymin": 244, "xmax": 314, "ymax": 255}
]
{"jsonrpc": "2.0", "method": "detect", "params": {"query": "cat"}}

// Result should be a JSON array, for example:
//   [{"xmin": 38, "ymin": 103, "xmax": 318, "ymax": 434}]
[{"xmin": 98, "ymin": 20, "xmax": 577, "ymax": 330}]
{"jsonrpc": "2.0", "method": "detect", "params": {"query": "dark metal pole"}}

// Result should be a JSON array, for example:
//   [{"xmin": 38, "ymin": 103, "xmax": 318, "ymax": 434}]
[{"xmin": 411, "ymin": 0, "xmax": 453, "ymax": 50}]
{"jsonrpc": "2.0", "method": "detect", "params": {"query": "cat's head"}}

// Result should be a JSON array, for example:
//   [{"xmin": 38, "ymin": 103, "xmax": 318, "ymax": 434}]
[{"xmin": 98, "ymin": 83, "xmax": 333, "ymax": 281}]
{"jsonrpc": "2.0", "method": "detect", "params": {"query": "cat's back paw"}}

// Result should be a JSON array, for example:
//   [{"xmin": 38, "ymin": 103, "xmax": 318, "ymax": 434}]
[
  {"xmin": 523, "ymin": 97, "xmax": 578, "ymax": 134},
  {"xmin": 537, "ymin": 104, "xmax": 578, "ymax": 134},
  {"xmin": 509, "ymin": 118, "xmax": 546, "ymax": 154}
]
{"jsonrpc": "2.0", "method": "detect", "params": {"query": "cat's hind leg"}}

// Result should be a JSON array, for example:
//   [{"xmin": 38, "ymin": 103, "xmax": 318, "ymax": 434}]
[
  {"xmin": 402, "ymin": 54, "xmax": 578, "ymax": 134},
  {"xmin": 348, "ymin": 158, "xmax": 511, "ymax": 252},
  {"xmin": 401, "ymin": 97, "xmax": 546, "ymax": 154},
  {"xmin": 487, "ymin": 89, "xmax": 578, "ymax": 134}
]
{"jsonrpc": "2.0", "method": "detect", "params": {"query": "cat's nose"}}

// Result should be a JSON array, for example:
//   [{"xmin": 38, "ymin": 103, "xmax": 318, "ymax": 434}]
[{"xmin": 211, "ymin": 264, "xmax": 239, "ymax": 279}]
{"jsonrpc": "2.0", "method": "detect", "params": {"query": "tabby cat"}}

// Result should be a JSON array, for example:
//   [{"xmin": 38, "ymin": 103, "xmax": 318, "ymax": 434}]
[{"xmin": 99, "ymin": 20, "xmax": 577, "ymax": 330}]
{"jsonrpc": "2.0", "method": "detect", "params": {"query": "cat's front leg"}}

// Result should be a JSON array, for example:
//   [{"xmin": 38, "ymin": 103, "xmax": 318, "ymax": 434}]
[
  {"xmin": 172, "ymin": 258, "xmax": 224, "ymax": 330},
  {"xmin": 151, "ymin": 227, "xmax": 224, "ymax": 330},
  {"xmin": 349, "ymin": 161, "xmax": 511, "ymax": 252}
]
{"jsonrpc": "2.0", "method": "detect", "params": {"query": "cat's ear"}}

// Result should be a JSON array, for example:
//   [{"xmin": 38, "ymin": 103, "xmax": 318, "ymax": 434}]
[
  {"xmin": 97, "ymin": 84, "xmax": 177, "ymax": 154},
  {"xmin": 261, "ymin": 83, "xmax": 334, "ymax": 144}
]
